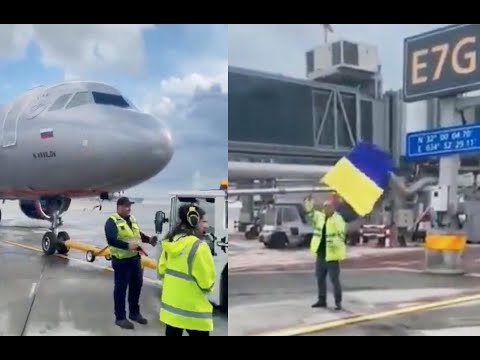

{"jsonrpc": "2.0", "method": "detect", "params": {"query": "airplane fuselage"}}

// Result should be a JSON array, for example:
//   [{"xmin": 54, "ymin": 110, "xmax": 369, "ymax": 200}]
[{"xmin": 0, "ymin": 81, "xmax": 174, "ymax": 200}]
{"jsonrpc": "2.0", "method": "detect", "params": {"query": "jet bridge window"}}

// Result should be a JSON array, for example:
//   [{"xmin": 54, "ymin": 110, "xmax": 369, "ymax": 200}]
[
  {"xmin": 92, "ymin": 92, "xmax": 130, "ymax": 108},
  {"xmin": 66, "ymin": 91, "xmax": 91, "ymax": 109},
  {"xmin": 49, "ymin": 93, "xmax": 72, "ymax": 111}
]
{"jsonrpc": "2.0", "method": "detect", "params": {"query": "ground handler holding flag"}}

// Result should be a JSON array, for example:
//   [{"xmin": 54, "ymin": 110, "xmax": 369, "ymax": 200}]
[{"xmin": 304, "ymin": 195, "xmax": 347, "ymax": 310}]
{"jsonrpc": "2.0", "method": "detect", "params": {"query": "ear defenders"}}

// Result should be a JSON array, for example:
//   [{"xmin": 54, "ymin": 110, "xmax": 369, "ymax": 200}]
[{"xmin": 186, "ymin": 206, "xmax": 200, "ymax": 228}]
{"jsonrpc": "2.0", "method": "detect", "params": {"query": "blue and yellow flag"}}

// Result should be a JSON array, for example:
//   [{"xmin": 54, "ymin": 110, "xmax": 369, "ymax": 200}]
[{"xmin": 321, "ymin": 142, "xmax": 393, "ymax": 216}]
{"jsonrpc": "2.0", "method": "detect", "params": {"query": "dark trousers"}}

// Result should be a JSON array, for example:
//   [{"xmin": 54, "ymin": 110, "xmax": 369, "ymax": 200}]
[
  {"xmin": 316, "ymin": 258, "xmax": 342, "ymax": 305},
  {"xmin": 165, "ymin": 324, "xmax": 210, "ymax": 337},
  {"xmin": 112, "ymin": 256, "xmax": 143, "ymax": 320}
]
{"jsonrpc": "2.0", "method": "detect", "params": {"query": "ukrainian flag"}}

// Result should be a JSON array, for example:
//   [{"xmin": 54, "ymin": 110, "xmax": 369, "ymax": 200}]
[{"xmin": 321, "ymin": 142, "xmax": 393, "ymax": 216}]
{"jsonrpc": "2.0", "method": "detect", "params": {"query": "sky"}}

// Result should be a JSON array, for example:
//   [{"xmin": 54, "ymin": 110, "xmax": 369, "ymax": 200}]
[
  {"xmin": 0, "ymin": 24, "xmax": 228, "ymax": 198},
  {"xmin": 228, "ymin": 24, "xmax": 450, "ymax": 91}
]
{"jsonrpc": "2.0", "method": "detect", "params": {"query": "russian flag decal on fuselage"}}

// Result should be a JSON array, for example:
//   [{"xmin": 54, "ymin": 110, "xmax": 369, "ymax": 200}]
[{"xmin": 40, "ymin": 129, "xmax": 54, "ymax": 140}]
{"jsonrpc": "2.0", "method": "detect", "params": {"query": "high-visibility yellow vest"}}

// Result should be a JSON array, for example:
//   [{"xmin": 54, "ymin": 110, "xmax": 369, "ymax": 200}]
[
  {"xmin": 304, "ymin": 199, "xmax": 347, "ymax": 261},
  {"xmin": 109, "ymin": 213, "xmax": 141, "ymax": 260},
  {"xmin": 158, "ymin": 234, "xmax": 216, "ymax": 332}
]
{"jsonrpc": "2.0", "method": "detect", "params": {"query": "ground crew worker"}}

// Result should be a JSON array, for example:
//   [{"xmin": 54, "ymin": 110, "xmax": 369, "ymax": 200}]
[
  {"xmin": 304, "ymin": 195, "xmax": 346, "ymax": 310},
  {"xmin": 158, "ymin": 204, "xmax": 216, "ymax": 336},
  {"xmin": 104, "ymin": 197, "xmax": 158, "ymax": 330}
]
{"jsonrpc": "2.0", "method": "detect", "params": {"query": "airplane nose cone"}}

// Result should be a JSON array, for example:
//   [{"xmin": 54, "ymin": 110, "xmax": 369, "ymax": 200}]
[
  {"xmin": 137, "ymin": 115, "xmax": 174, "ymax": 178},
  {"xmin": 151, "ymin": 126, "xmax": 174, "ymax": 170},
  {"xmin": 97, "ymin": 111, "xmax": 175, "ymax": 189}
]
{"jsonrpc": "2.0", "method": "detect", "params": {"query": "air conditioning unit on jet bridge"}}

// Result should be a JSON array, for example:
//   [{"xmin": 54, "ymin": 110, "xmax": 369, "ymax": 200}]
[{"xmin": 306, "ymin": 40, "xmax": 380, "ymax": 84}]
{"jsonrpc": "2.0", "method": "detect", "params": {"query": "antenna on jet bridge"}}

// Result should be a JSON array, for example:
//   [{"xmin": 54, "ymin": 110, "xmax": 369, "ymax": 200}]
[{"xmin": 322, "ymin": 24, "xmax": 334, "ymax": 44}]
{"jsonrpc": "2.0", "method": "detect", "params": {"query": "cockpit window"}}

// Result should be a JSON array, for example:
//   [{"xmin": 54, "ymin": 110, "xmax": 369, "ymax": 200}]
[
  {"xmin": 66, "ymin": 91, "xmax": 91, "ymax": 109},
  {"xmin": 92, "ymin": 92, "xmax": 130, "ymax": 108},
  {"xmin": 49, "ymin": 93, "xmax": 72, "ymax": 111}
]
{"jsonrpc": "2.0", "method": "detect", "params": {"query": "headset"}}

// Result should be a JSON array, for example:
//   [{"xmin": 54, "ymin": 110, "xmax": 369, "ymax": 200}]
[{"xmin": 186, "ymin": 205, "xmax": 200, "ymax": 228}]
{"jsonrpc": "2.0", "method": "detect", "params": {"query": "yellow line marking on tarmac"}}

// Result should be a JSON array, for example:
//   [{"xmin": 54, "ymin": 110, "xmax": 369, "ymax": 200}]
[
  {"xmin": 254, "ymin": 293, "xmax": 480, "ymax": 336},
  {"xmin": 1, "ymin": 240, "xmax": 160, "ymax": 285}
]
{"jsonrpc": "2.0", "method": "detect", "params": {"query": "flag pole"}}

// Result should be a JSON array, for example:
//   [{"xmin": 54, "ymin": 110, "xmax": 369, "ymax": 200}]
[{"xmin": 322, "ymin": 24, "xmax": 333, "ymax": 44}]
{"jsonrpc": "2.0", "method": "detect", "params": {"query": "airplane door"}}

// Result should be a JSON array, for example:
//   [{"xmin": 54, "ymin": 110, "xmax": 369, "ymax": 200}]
[{"xmin": 2, "ymin": 100, "xmax": 24, "ymax": 147}]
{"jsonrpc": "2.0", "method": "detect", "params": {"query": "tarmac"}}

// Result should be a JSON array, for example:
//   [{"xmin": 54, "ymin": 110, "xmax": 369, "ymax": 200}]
[
  {"xmin": 229, "ymin": 233, "xmax": 421, "ymax": 273},
  {"xmin": 229, "ymin": 269, "xmax": 480, "ymax": 336},
  {"xmin": 0, "ymin": 199, "xmax": 228, "ymax": 336}
]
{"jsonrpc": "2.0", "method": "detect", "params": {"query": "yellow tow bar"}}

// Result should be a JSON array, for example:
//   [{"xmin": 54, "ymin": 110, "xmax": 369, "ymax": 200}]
[{"xmin": 64, "ymin": 240, "xmax": 157, "ymax": 270}]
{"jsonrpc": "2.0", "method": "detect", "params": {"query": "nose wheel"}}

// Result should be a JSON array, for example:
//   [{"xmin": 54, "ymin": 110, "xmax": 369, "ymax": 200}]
[
  {"xmin": 41, "ymin": 209, "xmax": 70, "ymax": 256},
  {"xmin": 42, "ymin": 231, "xmax": 58, "ymax": 255},
  {"xmin": 57, "ymin": 231, "xmax": 70, "ymax": 255}
]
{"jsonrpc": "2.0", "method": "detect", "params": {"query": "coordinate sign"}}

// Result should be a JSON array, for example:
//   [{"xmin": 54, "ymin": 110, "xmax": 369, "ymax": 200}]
[{"xmin": 406, "ymin": 124, "xmax": 480, "ymax": 160}]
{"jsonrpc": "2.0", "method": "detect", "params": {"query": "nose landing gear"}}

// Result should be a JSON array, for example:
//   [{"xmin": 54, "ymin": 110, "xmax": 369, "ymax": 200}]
[{"xmin": 41, "ymin": 209, "xmax": 70, "ymax": 256}]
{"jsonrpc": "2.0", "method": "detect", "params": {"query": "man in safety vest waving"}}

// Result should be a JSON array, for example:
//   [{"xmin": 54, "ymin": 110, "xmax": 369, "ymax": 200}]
[
  {"xmin": 304, "ymin": 195, "xmax": 347, "ymax": 311},
  {"xmin": 105, "ymin": 197, "xmax": 158, "ymax": 330}
]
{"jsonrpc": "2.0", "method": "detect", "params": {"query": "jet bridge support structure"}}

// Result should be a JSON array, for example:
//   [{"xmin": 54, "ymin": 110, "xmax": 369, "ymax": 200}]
[{"xmin": 423, "ymin": 96, "xmax": 471, "ymax": 275}]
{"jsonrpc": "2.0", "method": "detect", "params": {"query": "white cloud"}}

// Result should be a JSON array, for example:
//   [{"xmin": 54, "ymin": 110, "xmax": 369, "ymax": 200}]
[
  {"xmin": 139, "ymin": 66, "xmax": 227, "ymax": 127},
  {"xmin": 160, "ymin": 71, "xmax": 227, "ymax": 97},
  {"xmin": 0, "ymin": 24, "xmax": 33, "ymax": 59},
  {"xmin": 134, "ymin": 67, "xmax": 228, "ymax": 194},
  {"xmin": 140, "ymin": 95, "xmax": 175, "ymax": 117},
  {"xmin": 35, "ymin": 24, "xmax": 154, "ymax": 76},
  {"xmin": 161, "ymin": 57, "xmax": 228, "ymax": 97},
  {"xmin": 139, "ymin": 69, "xmax": 227, "ymax": 140},
  {"xmin": 0, "ymin": 24, "xmax": 154, "ymax": 77},
  {"xmin": 229, "ymin": 24, "xmax": 449, "ymax": 90}
]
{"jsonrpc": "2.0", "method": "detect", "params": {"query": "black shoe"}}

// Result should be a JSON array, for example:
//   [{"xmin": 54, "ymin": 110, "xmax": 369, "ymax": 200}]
[
  {"xmin": 312, "ymin": 301, "xmax": 327, "ymax": 308},
  {"xmin": 334, "ymin": 304, "xmax": 343, "ymax": 311},
  {"xmin": 115, "ymin": 319, "xmax": 134, "ymax": 330},
  {"xmin": 130, "ymin": 313, "xmax": 148, "ymax": 325}
]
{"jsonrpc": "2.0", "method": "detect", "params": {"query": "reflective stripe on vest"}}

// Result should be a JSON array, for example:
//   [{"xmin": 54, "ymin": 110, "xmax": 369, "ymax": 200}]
[
  {"xmin": 314, "ymin": 231, "xmax": 344, "ymax": 238},
  {"xmin": 161, "ymin": 303, "xmax": 211, "ymax": 319},
  {"xmin": 163, "ymin": 240, "xmax": 214, "ymax": 293},
  {"xmin": 108, "ymin": 213, "xmax": 140, "ymax": 259}
]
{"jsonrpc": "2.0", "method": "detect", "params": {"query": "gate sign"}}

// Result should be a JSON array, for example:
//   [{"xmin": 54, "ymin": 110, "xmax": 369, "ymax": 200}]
[
  {"xmin": 406, "ymin": 124, "xmax": 480, "ymax": 159},
  {"xmin": 404, "ymin": 24, "xmax": 480, "ymax": 102}
]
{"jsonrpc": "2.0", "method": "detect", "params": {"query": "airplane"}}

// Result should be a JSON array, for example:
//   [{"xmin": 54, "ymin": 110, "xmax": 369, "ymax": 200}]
[{"xmin": 0, "ymin": 81, "xmax": 174, "ymax": 255}]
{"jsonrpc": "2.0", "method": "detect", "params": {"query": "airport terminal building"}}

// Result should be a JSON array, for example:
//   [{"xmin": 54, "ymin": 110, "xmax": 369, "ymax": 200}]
[{"xmin": 228, "ymin": 40, "xmax": 480, "ymax": 176}]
